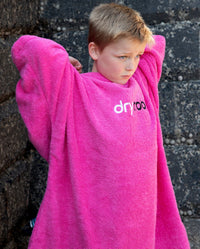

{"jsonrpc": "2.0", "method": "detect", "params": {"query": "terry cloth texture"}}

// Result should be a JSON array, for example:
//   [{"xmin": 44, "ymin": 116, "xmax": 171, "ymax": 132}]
[{"xmin": 12, "ymin": 35, "xmax": 190, "ymax": 249}]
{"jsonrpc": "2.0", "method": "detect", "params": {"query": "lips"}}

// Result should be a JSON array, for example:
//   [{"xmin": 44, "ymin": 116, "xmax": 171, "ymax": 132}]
[{"xmin": 122, "ymin": 75, "xmax": 131, "ymax": 79}]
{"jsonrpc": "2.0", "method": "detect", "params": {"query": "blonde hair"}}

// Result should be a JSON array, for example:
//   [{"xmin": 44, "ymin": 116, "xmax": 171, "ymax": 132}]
[{"xmin": 88, "ymin": 3, "xmax": 154, "ymax": 50}]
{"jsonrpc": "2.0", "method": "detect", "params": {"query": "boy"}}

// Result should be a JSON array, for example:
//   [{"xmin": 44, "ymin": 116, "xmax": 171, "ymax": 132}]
[{"xmin": 12, "ymin": 3, "xmax": 190, "ymax": 248}]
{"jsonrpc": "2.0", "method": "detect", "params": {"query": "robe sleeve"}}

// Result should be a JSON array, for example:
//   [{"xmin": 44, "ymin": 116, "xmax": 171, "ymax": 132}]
[
  {"xmin": 137, "ymin": 35, "xmax": 166, "ymax": 109},
  {"xmin": 12, "ymin": 35, "xmax": 74, "ymax": 161}
]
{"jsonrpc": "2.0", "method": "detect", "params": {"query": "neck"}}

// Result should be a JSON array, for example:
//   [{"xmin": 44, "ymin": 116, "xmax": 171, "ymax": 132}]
[{"xmin": 92, "ymin": 62, "xmax": 97, "ymax": 72}]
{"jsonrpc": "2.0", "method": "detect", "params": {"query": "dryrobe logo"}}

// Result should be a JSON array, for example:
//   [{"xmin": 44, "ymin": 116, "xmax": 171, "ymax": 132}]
[{"xmin": 114, "ymin": 100, "xmax": 146, "ymax": 115}]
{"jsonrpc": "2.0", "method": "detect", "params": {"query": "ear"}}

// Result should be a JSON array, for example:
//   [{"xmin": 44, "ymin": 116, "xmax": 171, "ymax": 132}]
[{"xmin": 88, "ymin": 42, "xmax": 100, "ymax": 60}]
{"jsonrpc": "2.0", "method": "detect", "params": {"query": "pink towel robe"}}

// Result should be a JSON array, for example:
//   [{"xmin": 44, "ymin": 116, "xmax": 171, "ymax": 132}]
[{"xmin": 12, "ymin": 35, "xmax": 190, "ymax": 248}]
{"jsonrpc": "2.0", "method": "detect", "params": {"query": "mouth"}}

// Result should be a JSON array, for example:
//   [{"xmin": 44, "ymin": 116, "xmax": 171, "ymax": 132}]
[{"xmin": 122, "ymin": 75, "xmax": 131, "ymax": 79}]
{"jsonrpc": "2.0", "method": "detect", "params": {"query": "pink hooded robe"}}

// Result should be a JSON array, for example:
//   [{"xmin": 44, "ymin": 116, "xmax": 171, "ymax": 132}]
[{"xmin": 12, "ymin": 35, "xmax": 190, "ymax": 248}]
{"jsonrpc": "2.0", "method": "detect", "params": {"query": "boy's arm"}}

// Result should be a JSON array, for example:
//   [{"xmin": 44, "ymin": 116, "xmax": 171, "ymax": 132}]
[
  {"xmin": 136, "ymin": 35, "xmax": 166, "ymax": 108},
  {"xmin": 12, "ymin": 35, "xmax": 76, "ymax": 161}
]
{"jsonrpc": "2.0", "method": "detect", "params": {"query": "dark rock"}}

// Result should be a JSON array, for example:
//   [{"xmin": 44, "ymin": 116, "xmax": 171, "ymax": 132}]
[
  {"xmin": 159, "ymin": 80, "xmax": 200, "ymax": 145},
  {"xmin": 153, "ymin": 21, "xmax": 200, "ymax": 82},
  {"xmin": 125, "ymin": 0, "xmax": 200, "ymax": 24},
  {"xmin": 165, "ymin": 145, "xmax": 200, "ymax": 216},
  {"xmin": 52, "ymin": 30, "xmax": 89, "ymax": 73},
  {"xmin": 0, "ymin": 98, "xmax": 28, "ymax": 172},
  {"xmin": 183, "ymin": 218, "xmax": 200, "ymax": 249},
  {"xmin": 29, "ymin": 150, "xmax": 48, "ymax": 215},
  {"xmin": 0, "ymin": 36, "xmax": 20, "ymax": 102},
  {"xmin": 0, "ymin": 0, "xmax": 40, "ymax": 33},
  {"xmin": 0, "ymin": 160, "xmax": 31, "ymax": 247},
  {"xmin": 0, "ymin": 190, "xmax": 7, "ymax": 246}
]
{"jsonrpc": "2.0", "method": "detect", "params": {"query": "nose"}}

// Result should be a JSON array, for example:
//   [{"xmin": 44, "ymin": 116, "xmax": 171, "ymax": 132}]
[{"xmin": 125, "ymin": 59, "xmax": 134, "ymax": 71}]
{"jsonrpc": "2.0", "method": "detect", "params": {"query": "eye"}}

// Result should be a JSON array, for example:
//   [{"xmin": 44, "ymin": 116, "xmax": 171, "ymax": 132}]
[
  {"xmin": 118, "ymin": 56, "xmax": 127, "ymax": 60},
  {"xmin": 136, "ymin": 54, "xmax": 143, "ymax": 59}
]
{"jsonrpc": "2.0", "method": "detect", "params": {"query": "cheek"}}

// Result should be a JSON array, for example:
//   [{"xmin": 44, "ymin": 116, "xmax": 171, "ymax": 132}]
[
  {"xmin": 101, "ymin": 56, "xmax": 113, "ymax": 68},
  {"xmin": 136, "ymin": 59, "xmax": 140, "ymax": 67},
  {"xmin": 113, "ymin": 61, "xmax": 124, "ymax": 72},
  {"xmin": 133, "ymin": 60, "xmax": 140, "ymax": 71}
]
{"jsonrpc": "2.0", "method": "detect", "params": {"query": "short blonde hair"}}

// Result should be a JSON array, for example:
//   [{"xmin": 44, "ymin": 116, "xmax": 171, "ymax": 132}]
[{"xmin": 88, "ymin": 3, "xmax": 154, "ymax": 50}]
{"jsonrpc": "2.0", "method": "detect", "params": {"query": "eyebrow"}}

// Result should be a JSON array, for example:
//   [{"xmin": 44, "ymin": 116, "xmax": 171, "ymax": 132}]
[{"xmin": 117, "ymin": 51, "xmax": 144, "ymax": 55}]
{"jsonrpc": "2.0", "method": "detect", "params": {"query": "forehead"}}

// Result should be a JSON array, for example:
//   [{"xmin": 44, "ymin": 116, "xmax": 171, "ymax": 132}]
[{"xmin": 105, "ymin": 38, "xmax": 146, "ymax": 53}]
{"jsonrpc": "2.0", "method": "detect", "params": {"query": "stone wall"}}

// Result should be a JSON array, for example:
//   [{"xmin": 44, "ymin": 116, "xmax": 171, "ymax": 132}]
[{"xmin": 0, "ymin": 0, "xmax": 199, "ymax": 248}]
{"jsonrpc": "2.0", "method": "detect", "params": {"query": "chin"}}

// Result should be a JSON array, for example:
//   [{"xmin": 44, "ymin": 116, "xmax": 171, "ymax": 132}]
[
  {"xmin": 109, "ymin": 76, "xmax": 130, "ymax": 85},
  {"xmin": 116, "ymin": 82, "xmax": 128, "ymax": 85},
  {"xmin": 115, "ymin": 79, "xmax": 129, "ymax": 85}
]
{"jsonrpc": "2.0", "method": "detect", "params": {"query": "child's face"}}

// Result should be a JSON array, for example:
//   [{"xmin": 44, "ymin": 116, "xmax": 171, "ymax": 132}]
[{"xmin": 91, "ymin": 38, "xmax": 146, "ymax": 84}]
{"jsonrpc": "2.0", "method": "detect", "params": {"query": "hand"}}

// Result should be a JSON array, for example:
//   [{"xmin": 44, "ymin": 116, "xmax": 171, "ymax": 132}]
[{"xmin": 69, "ymin": 56, "xmax": 83, "ymax": 73}]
